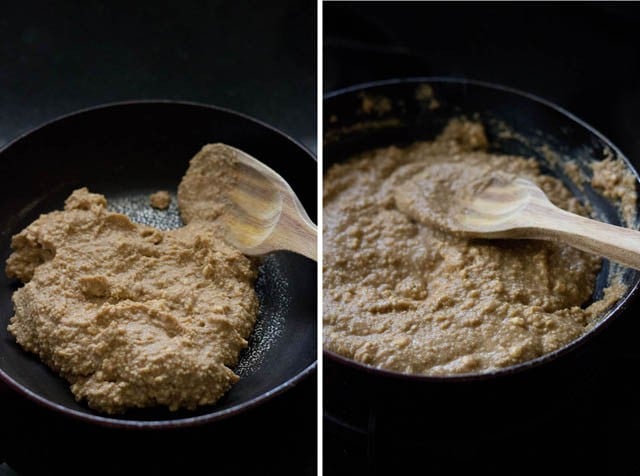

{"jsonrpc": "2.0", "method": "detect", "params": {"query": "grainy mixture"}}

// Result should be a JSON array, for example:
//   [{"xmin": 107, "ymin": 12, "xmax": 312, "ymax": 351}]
[
  {"xmin": 178, "ymin": 143, "xmax": 239, "ymax": 225},
  {"xmin": 7, "ymin": 149, "xmax": 260, "ymax": 413},
  {"xmin": 323, "ymin": 119, "xmax": 628, "ymax": 376},
  {"xmin": 592, "ymin": 157, "xmax": 637, "ymax": 224}
]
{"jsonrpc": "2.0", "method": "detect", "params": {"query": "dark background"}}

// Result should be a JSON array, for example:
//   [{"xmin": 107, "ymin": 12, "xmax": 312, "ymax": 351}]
[
  {"xmin": 0, "ymin": 1, "xmax": 316, "ymax": 475},
  {"xmin": 0, "ymin": 0, "xmax": 316, "ymax": 153},
  {"xmin": 324, "ymin": 2, "xmax": 640, "ymax": 167},
  {"xmin": 324, "ymin": 2, "xmax": 640, "ymax": 475}
]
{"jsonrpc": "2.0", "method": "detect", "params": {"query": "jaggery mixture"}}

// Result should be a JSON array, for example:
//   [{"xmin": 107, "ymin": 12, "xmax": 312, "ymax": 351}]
[
  {"xmin": 323, "ymin": 119, "xmax": 628, "ymax": 376},
  {"xmin": 6, "ymin": 148, "xmax": 260, "ymax": 413}
]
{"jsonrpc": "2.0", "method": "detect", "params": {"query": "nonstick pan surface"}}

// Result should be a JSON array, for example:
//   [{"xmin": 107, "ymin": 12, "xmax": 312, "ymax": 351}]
[
  {"xmin": 323, "ymin": 78, "xmax": 640, "ymax": 381},
  {"xmin": 0, "ymin": 100, "xmax": 317, "ymax": 429}
]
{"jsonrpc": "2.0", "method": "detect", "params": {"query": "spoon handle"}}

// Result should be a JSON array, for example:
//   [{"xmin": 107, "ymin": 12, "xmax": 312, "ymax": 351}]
[
  {"xmin": 277, "ymin": 216, "xmax": 317, "ymax": 261},
  {"xmin": 528, "ymin": 204, "xmax": 640, "ymax": 270},
  {"xmin": 266, "ymin": 193, "xmax": 317, "ymax": 261}
]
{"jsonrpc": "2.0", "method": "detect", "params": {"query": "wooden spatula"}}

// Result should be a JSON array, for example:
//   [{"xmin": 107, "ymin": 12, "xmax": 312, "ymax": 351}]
[
  {"xmin": 452, "ymin": 173, "xmax": 640, "ymax": 270},
  {"xmin": 219, "ymin": 146, "xmax": 317, "ymax": 261}
]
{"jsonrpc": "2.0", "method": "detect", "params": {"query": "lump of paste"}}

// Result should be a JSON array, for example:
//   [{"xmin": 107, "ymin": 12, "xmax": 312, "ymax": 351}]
[
  {"xmin": 6, "ymin": 188, "xmax": 258, "ymax": 413},
  {"xmin": 177, "ymin": 143, "xmax": 239, "ymax": 225},
  {"xmin": 149, "ymin": 190, "xmax": 171, "ymax": 210}
]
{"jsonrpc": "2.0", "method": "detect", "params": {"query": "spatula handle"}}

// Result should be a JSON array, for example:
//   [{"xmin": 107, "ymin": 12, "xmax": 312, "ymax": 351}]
[
  {"xmin": 267, "ymin": 194, "xmax": 317, "ymax": 261},
  {"xmin": 278, "ymin": 216, "xmax": 317, "ymax": 261},
  {"xmin": 532, "ymin": 206, "xmax": 640, "ymax": 270}
]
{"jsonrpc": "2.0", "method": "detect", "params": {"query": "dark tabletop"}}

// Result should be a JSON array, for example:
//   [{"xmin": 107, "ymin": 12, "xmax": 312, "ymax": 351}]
[
  {"xmin": 0, "ymin": 1, "xmax": 316, "ymax": 474},
  {"xmin": 324, "ymin": 2, "xmax": 640, "ymax": 475}
]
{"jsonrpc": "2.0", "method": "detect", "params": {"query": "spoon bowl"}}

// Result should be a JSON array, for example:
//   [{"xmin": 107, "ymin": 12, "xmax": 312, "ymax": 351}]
[
  {"xmin": 455, "ymin": 173, "xmax": 640, "ymax": 270},
  {"xmin": 221, "ymin": 146, "xmax": 317, "ymax": 260}
]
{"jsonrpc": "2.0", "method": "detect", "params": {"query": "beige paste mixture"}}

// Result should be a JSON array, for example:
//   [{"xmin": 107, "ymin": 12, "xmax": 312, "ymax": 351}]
[
  {"xmin": 323, "ymin": 119, "xmax": 630, "ymax": 376},
  {"xmin": 6, "ymin": 144, "xmax": 259, "ymax": 414}
]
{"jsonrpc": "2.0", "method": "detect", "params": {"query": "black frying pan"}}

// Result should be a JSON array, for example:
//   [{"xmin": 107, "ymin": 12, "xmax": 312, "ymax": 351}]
[
  {"xmin": 0, "ymin": 101, "xmax": 317, "ymax": 429},
  {"xmin": 323, "ymin": 78, "xmax": 640, "ymax": 438}
]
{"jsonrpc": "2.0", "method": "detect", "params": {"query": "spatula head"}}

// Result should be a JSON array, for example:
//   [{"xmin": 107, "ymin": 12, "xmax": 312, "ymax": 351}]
[
  {"xmin": 221, "ymin": 147, "xmax": 285, "ymax": 252},
  {"xmin": 455, "ymin": 174, "xmax": 551, "ymax": 237},
  {"xmin": 394, "ymin": 165, "xmax": 550, "ymax": 237}
]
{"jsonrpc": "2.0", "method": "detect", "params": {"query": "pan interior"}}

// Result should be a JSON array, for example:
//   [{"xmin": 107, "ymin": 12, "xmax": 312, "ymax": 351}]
[
  {"xmin": 0, "ymin": 102, "xmax": 316, "ymax": 424},
  {"xmin": 323, "ymin": 79, "xmax": 640, "ymax": 378}
]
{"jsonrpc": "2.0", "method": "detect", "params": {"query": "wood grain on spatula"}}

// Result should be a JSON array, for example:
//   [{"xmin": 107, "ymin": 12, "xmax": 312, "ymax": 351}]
[
  {"xmin": 454, "ymin": 173, "xmax": 640, "ymax": 270},
  {"xmin": 222, "ymin": 146, "xmax": 317, "ymax": 260},
  {"xmin": 178, "ymin": 143, "xmax": 317, "ymax": 260}
]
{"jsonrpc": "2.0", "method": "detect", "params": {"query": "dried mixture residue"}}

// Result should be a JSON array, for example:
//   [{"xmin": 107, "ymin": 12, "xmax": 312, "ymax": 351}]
[
  {"xmin": 360, "ymin": 93, "xmax": 392, "ymax": 116},
  {"xmin": 592, "ymin": 157, "xmax": 637, "ymax": 224},
  {"xmin": 414, "ymin": 83, "xmax": 440, "ymax": 110}
]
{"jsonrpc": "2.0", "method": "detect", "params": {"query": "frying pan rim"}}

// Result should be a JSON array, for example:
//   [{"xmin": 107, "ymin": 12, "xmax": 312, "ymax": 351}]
[
  {"xmin": 0, "ymin": 99, "xmax": 317, "ymax": 429},
  {"xmin": 323, "ymin": 76, "xmax": 640, "ymax": 383},
  {"xmin": 0, "ymin": 98, "xmax": 317, "ymax": 159}
]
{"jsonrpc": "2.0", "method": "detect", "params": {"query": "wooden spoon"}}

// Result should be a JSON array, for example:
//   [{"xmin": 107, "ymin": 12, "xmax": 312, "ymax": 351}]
[
  {"xmin": 218, "ymin": 146, "xmax": 317, "ymax": 260},
  {"xmin": 453, "ymin": 173, "xmax": 640, "ymax": 270}
]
